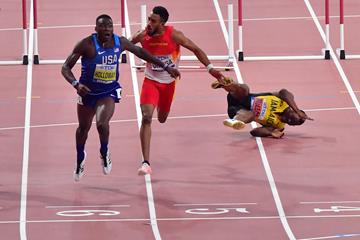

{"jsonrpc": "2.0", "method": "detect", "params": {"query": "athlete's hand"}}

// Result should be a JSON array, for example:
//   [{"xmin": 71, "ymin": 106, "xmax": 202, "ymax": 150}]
[
  {"xmin": 209, "ymin": 68, "xmax": 226, "ymax": 84},
  {"xmin": 271, "ymin": 129, "xmax": 285, "ymax": 139},
  {"xmin": 166, "ymin": 67, "xmax": 181, "ymax": 80},
  {"xmin": 297, "ymin": 110, "xmax": 314, "ymax": 121},
  {"xmin": 76, "ymin": 83, "xmax": 91, "ymax": 97}
]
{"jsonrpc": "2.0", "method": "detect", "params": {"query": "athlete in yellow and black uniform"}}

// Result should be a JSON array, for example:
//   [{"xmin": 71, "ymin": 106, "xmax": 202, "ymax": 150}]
[{"xmin": 212, "ymin": 80, "xmax": 313, "ymax": 138}]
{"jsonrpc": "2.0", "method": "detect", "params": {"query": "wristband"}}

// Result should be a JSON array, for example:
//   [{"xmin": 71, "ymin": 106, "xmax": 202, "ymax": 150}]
[
  {"xmin": 206, "ymin": 64, "xmax": 214, "ymax": 72},
  {"xmin": 71, "ymin": 80, "xmax": 79, "ymax": 88}
]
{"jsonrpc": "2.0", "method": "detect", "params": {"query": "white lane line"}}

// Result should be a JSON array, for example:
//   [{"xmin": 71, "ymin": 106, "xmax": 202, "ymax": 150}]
[
  {"xmin": 299, "ymin": 233, "xmax": 360, "ymax": 240},
  {"xmin": 0, "ymin": 106, "xmax": 357, "ymax": 132},
  {"xmin": 45, "ymin": 205, "xmax": 130, "ymax": 208},
  {"xmin": 304, "ymin": 0, "xmax": 360, "ymax": 115},
  {"xmin": 213, "ymin": 1, "xmax": 296, "ymax": 239},
  {"xmin": 124, "ymin": 1, "xmax": 162, "ymax": 239},
  {"xmin": 19, "ymin": 0, "xmax": 35, "ymax": 239},
  {"xmin": 300, "ymin": 201, "xmax": 360, "ymax": 204},
  {"xmin": 174, "ymin": 203, "xmax": 257, "ymax": 206},
  {"xmin": 3, "ymin": 214, "xmax": 360, "ymax": 225}
]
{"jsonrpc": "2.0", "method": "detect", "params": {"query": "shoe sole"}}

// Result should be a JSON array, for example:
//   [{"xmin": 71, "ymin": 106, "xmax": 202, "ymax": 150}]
[
  {"xmin": 138, "ymin": 168, "xmax": 152, "ymax": 176},
  {"xmin": 223, "ymin": 120, "xmax": 246, "ymax": 130}
]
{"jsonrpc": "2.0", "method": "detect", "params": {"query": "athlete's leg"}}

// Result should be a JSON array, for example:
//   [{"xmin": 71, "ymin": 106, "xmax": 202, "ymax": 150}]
[
  {"xmin": 74, "ymin": 103, "xmax": 95, "ymax": 181},
  {"xmin": 76, "ymin": 104, "xmax": 96, "ymax": 158},
  {"xmin": 95, "ymin": 97, "xmax": 115, "ymax": 174},
  {"xmin": 140, "ymin": 104, "xmax": 156, "ymax": 162},
  {"xmin": 95, "ymin": 97, "xmax": 115, "ymax": 154},
  {"xmin": 235, "ymin": 109, "xmax": 254, "ymax": 123},
  {"xmin": 223, "ymin": 109, "xmax": 254, "ymax": 130},
  {"xmin": 157, "ymin": 110, "xmax": 170, "ymax": 123},
  {"xmin": 157, "ymin": 81, "xmax": 176, "ymax": 123}
]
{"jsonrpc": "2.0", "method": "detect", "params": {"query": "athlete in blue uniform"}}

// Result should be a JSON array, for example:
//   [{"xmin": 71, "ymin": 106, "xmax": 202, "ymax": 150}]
[{"xmin": 61, "ymin": 14, "xmax": 180, "ymax": 181}]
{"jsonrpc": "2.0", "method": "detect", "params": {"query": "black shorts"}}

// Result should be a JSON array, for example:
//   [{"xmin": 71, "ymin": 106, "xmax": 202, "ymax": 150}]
[{"xmin": 227, "ymin": 92, "xmax": 273, "ymax": 118}]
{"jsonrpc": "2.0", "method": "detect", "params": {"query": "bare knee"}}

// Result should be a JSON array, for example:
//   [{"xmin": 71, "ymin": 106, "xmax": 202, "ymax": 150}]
[
  {"xmin": 77, "ymin": 124, "xmax": 91, "ymax": 135},
  {"xmin": 96, "ymin": 121, "xmax": 109, "ymax": 133},
  {"xmin": 142, "ymin": 114, "xmax": 152, "ymax": 125}
]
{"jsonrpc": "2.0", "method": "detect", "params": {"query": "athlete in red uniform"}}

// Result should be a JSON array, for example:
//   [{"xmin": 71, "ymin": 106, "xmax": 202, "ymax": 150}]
[{"xmin": 131, "ymin": 6, "xmax": 225, "ymax": 175}]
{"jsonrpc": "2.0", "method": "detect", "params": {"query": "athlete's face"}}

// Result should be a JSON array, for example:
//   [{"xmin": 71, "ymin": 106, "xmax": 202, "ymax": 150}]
[
  {"xmin": 95, "ymin": 17, "xmax": 114, "ymax": 43},
  {"xmin": 282, "ymin": 108, "xmax": 303, "ymax": 126},
  {"xmin": 146, "ymin": 13, "xmax": 163, "ymax": 36}
]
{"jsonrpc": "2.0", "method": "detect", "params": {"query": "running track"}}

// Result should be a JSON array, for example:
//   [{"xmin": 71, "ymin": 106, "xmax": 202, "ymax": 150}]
[{"xmin": 0, "ymin": 0, "xmax": 360, "ymax": 239}]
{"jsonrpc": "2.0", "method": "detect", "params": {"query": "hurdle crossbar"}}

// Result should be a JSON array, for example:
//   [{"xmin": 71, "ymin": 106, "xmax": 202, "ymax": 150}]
[{"xmin": 236, "ymin": 0, "xmax": 330, "ymax": 61}]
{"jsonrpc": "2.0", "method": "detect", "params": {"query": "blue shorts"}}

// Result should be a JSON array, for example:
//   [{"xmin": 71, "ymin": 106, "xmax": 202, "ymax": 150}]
[{"xmin": 77, "ymin": 87, "xmax": 122, "ymax": 108}]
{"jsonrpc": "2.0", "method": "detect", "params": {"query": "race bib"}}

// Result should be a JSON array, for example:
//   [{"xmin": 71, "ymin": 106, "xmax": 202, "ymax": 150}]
[
  {"xmin": 93, "ymin": 64, "xmax": 116, "ymax": 83},
  {"xmin": 252, "ymin": 98, "xmax": 267, "ymax": 120}
]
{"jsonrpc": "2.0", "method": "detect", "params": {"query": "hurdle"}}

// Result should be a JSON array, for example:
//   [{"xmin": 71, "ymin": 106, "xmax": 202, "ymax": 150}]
[
  {"xmin": 236, "ymin": 0, "xmax": 331, "ymax": 61},
  {"xmin": 36, "ymin": 0, "xmax": 128, "ymax": 65},
  {"xmin": 135, "ymin": 4, "xmax": 234, "ymax": 70},
  {"xmin": 33, "ymin": 0, "xmax": 39, "ymax": 64},
  {"xmin": 336, "ymin": 0, "xmax": 360, "ymax": 60},
  {"xmin": 120, "ymin": 0, "xmax": 127, "ymax": 63},
  {"xmin": 0, "ymin": 0, "xmax": 28, "ymax": 65}
]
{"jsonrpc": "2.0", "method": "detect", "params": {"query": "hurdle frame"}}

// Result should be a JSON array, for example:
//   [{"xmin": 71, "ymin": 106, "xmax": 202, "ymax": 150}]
[
  {"xmin": 0, "ymin": 0, "xmax": 28, "ymax": 65},
  {"xmin": 336, "ymin": 0, "xmax": 360, "ymax": 60},
  {"xmin": 236, "ymin": 0, "xmax": 331, "ymax": 61},
  {"xmin": 36, "ymin": 0, "xmax": 128, "ymax": 65}
]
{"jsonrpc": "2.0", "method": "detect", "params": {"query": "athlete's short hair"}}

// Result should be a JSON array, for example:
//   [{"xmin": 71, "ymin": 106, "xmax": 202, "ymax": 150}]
[
  {"xmin": 96, "ymin": 14, "xmax": 112, "ymax": 24},
  {"xmin": 152, "ymin": 6, "xmax": 169, "ymax": 23}
]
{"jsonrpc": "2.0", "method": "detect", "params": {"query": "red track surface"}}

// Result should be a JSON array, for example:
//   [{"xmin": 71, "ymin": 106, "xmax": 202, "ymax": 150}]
[{"xmin": 1, "ymin": 0, "xmax": 360, "ymax": 239}]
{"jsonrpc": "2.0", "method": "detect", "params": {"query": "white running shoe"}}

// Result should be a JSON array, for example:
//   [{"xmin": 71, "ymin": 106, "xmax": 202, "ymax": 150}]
[
  {"xmin": 137, "ymin": 162, "xmax": 152, "ymax": 176},
  {"xmin": 74, "ymin": 151, "xmax": 86, "ymax": 182},
  {"xmin": 100, "ymin": 151, "xmax": 112, "ymax": 175},
  {"xmin": 223, "ymin": 118, "xmax": 246, "ymax": 130}
]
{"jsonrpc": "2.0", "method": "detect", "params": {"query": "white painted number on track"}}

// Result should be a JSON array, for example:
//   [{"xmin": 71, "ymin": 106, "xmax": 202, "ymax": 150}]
[
  {"xmin": 314, "ymin": 206, "xmax": 360, "ymax": 213},
  {"xmin": 56, "ymin": 209, "xmax": 120, "ymax": 217},
  {"xmin": 185, "ymin": 207, "xmax": 249, "ymax": 215}
]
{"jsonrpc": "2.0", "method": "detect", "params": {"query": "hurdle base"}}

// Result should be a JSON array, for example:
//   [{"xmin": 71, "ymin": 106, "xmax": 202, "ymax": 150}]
[
  {"xmin": 325, "ymin": 50, "xmax": 330, "ymax": 60},
  {"xmin": 34, "ymin": 55, "xmax": 40, "ymax": 64},
  {"xmin": 121, "ymin": 53, "xmax": 127, "ymax": 63},
  {"xmin": 23, "ymin": 55, "xmax": 28, "ymax": 65},
  {"xmin": 238, "ymin": 51, "xmax": 244, "ymax": 61},
  {"xmin": 336, "ymin": 49, "xmax": 346, "ymax": 60}
]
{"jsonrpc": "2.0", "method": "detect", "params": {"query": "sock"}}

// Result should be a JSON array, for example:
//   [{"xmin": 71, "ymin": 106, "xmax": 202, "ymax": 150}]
[
  {"xmin": 142, "ymin": 160, "xmax": 150, "ymax": 166},
  {"xmin": 76, "ymin": 144, "xmax": 85, "ymax": 163},
  {"xmin": 100, "ymin": 141, "xmax": 108, "ymax": 158}
]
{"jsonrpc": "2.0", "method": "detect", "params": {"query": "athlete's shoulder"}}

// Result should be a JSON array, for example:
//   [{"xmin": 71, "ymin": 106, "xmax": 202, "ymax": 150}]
[{"xmin": 73, "ymin": 35, "xmax": 94, "ymax": 55}]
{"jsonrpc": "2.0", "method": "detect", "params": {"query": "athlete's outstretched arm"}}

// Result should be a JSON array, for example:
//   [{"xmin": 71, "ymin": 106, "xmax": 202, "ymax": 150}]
[
  {"xmin": 129, "ymin": 30, "xmax": 145, "ymax": 45},
  {"xmin": 171, "ymin": 29, "xmax": 225, "ymax": 83},
  {"xmin": 120, "ymin": 36, "xmax": 180, "ymax": 79}
]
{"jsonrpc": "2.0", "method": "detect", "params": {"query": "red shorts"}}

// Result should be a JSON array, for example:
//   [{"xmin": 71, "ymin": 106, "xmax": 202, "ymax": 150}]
[{"xmin": 140, "ymin": 78, "xmax": 176, "ymax": 113}]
